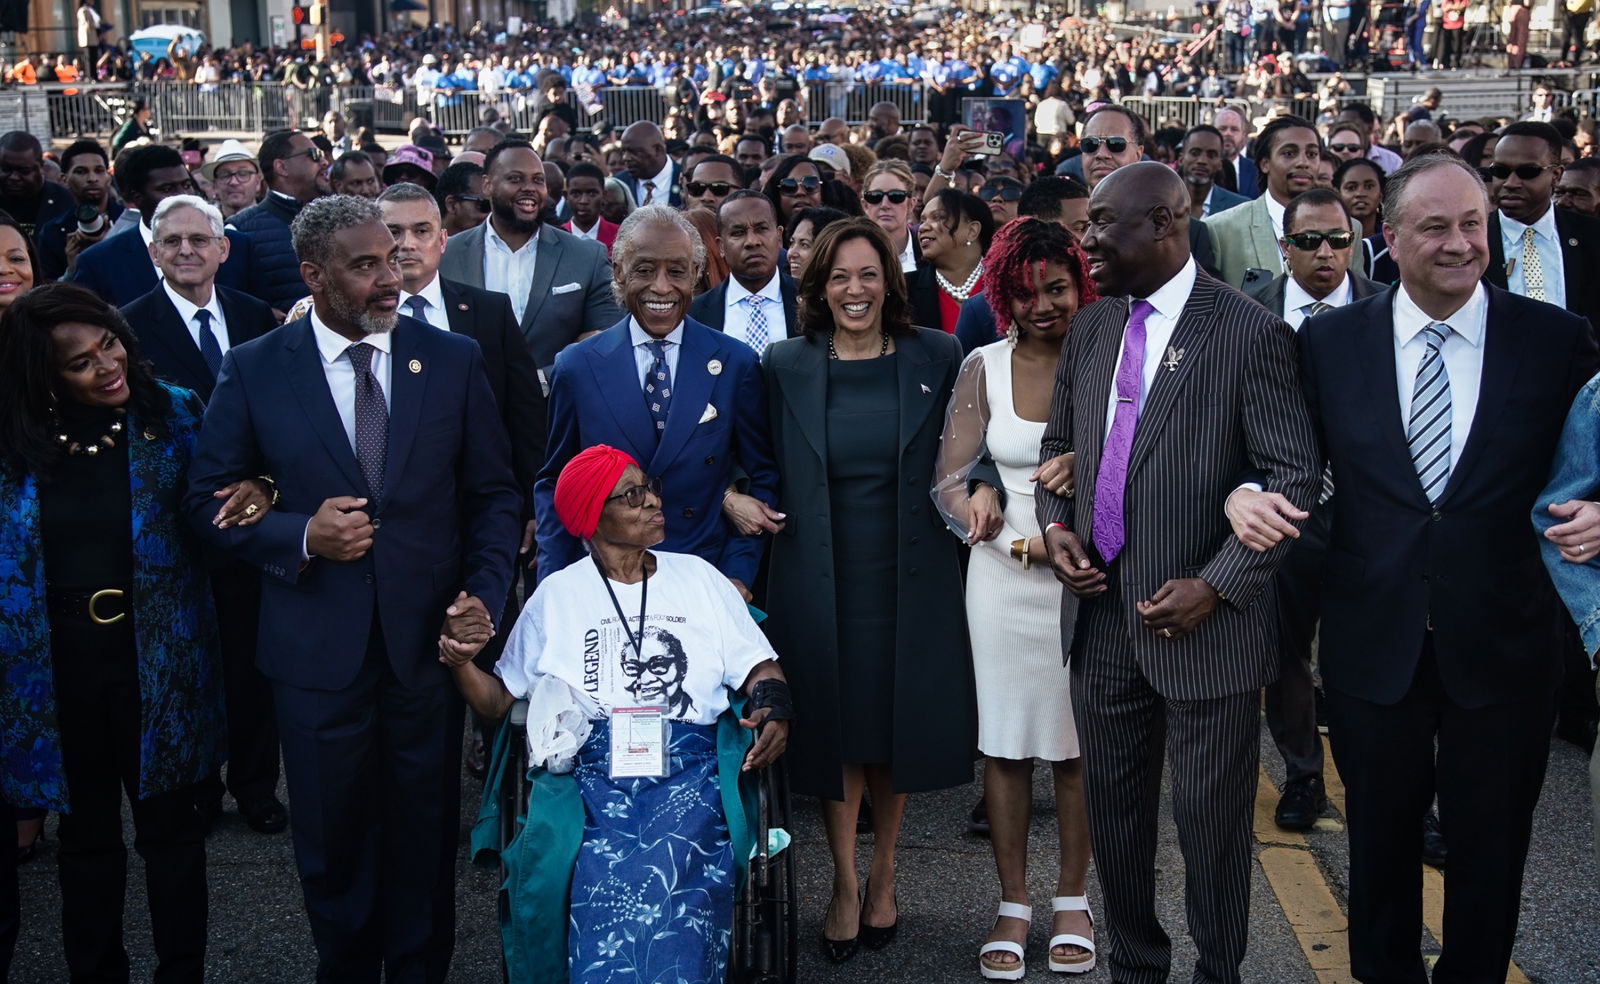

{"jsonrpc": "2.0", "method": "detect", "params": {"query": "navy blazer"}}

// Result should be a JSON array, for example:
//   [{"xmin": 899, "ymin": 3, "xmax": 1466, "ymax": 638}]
[
  {"xmin": 121, "ymin": 284, "xmax": 277, "ymax": 403},
  {"xmin": 534, "ymin": 316, "xmax": 779, "ymax": 585},
  {"xmin": 1300, "ymin": 285, "xmax": 1600, "ymax": 708},
  {"xmin": 70, "ymin": 223, "xmax": 259, "ymax": 309},
  {"xmin": 686, "ymin": 273, "xmax": 801, "ymax": 338},
  {"xmin": 185, "ymin": 315, "xmax": 522, "ymax": 692}
]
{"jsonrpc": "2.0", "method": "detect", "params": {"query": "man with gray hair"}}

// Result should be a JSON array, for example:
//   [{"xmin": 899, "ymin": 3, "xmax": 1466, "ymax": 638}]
[
  {"xmin": 186, "ymin": 193, "xmax": 521, "ymax": 983},
  {"xmin": 533, "ymin": 203, "xmax": 780, "ymax": 599}
]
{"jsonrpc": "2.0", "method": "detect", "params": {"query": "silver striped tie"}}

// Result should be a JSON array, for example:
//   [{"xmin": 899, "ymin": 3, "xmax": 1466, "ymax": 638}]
[{"xmin": 1407, "ymin": 322, "xmax": 1453, "ymax": 503}]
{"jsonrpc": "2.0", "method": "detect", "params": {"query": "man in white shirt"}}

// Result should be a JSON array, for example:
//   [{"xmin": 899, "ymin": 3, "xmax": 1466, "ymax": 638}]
[
  {"xmin": 616, "ymin": 120, "xmax": 681, "ymax": 208},
  {"xmin": 687, "ymin": 191, "xmax": 797, "ymax": 349}
]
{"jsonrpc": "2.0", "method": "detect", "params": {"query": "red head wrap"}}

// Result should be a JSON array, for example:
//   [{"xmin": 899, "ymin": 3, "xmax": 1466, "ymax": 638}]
[{"xmin": 553, "ymin": 445, "xmax": 639, "ymax": 540}]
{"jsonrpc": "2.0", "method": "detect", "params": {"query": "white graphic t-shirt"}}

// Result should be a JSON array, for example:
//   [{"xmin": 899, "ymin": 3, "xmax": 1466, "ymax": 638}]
[{"xmin": 495, "ymin": 551, "xmax": 777, "ymax": 726}]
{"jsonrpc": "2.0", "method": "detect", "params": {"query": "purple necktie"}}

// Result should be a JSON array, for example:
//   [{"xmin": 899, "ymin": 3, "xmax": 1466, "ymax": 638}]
[{"xmin": 1093, "ymin": 299, "xmax": 1155, "ymax": 564}]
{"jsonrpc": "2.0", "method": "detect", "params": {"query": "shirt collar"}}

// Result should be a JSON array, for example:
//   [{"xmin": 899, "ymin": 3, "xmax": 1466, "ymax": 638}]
[
  {"xmin": 485, "ymin": 216, "xmax": 539, "ymax": 255},
  {"xmin": 1137, "ymin": 256, "xmax": 1198, "ymax": 322},
  {"xmin": 311, "ymin": 307, "xmax": 394, "ymax": 364},
  {"xmin": 1394, "ymin": 281, "xmax": 1486, "ymax": 348},
  {"xmin": 646, "ymin": 158, "xmax": 674, "ymax": 191},
  {"xmin": 725, "ymin": 272, "xmax": 782, "ymax": 307},
  {"xmin": 400, "ymin": 273, "xmax": 447, "ymax": 315},
  {"xmin": 1284, "ymin": 270, "xmax": 1353, "ymax": 314},
  {"xmin": 162, "ymin": 280, "xmax": 220, "ymax": 325},
  {"xmin": 1499, "ymin": 204, "xmax": 1559, "ymax": 244},
  {"xmin": 1264, "ymin": 192, "xmax": 1287, "ymax": 236},
  {"xmin": 138, "ymin": 218, "xmax": 155, "ymax": 248},
  {"xmin": 629, "ymin": 317, "xmax": 685, "ymax": 347},
  {"xmin": 898, "ymin": 234, "xmax": 917, "ymax": 271}
]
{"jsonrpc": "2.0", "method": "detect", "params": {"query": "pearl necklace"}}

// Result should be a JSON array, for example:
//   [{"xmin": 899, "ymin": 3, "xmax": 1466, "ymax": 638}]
[
  {"xmin": 936, "ymin": 261, "xmax": 984, "ymax": 303},
  {"xmin": 54, "ymin": 408, "xmax": 126, "ymax": 456}
]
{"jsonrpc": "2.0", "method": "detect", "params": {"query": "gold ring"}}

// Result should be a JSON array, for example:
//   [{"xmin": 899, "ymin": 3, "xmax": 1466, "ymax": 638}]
[
  {"xmin": 244, "ymin": 503, "xmax": 260, "ymax": 517},
  {"xmin": 1161, "ymin": 628, "xmax": 1174, "ymax": 639}
]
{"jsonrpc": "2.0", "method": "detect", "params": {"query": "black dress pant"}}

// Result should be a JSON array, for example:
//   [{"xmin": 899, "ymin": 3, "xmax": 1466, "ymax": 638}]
[
  {"xmin": 195, "ymin": 566, "xmax": 279, "ymax": 810},
  {"xmin": 53, "ymin": 617, "xmax": 207, "ymax": 984},
  {"xmin": 1326, "ymin": 641, "xmax": 1555, "ymax": 984},
  {"xmin": 1265, "ymin": 502, "xmax": 1328, "ymax": 784},
  {"xmin": 1566, "ymin": 10, "xmax": 1592, "ymax": 60}
]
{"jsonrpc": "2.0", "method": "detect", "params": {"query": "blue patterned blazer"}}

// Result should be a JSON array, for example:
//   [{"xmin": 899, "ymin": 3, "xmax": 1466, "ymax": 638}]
[{"xmin": 0, "ymin": 382, "xmax": 225, "ymax": 812}]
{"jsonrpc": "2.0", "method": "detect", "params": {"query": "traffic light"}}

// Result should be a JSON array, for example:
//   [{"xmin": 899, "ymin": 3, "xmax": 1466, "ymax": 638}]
[
  {"xmin": 291, "ymin": 5, "xmax": 305, "ymax": 24},
  {"xmin": 309, "ymin": 0, "xmax": 323, "ymax": 26}
]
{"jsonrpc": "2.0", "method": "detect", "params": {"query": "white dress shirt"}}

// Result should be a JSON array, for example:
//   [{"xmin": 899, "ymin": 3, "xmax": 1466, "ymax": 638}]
[
  {"xmin": 1392, "ymin": 282, "xmax": 1486, "ymax": 475},
  {"xmin": 639, "ymin": 159, "xmax": 674, "ymax": 205},
  {"xmin": 1498, "ymin": 206, "xmax": 1565, "ymax": 308},
  {"xmin": 162, "ymin": 281, "xmax": 228, "ymax": 356},
  {"xmin": 1264, "ymin": 193, "xmax": 1288, "ymax": 272},
  {"xmin": 311, "ymin": 308, "xmax": 393, "ymax": 453},
  {"xmin": 723, "ymin": 273, "xmax": 784, "ymax": 351},
  {"xmin": 1283, "ymin": 274, "xmax": 1353, "ymax": 330},
  {"xmin": 568, "ymin": 219, "xmax": 601, "ymax": 242},
  {"xmin": 398, "ymin": 274, "xmax": 448, "ymax": 331},
  {"xmin": 483, "ymin": 219, "xmax": 538, "ymax": 323},
  {"xmin": 898, "ymin": 233, "xmax": 918, "ymax": 273},
  {"xmin": 1104, "ymin": 257, "xmax": 1198, "ymax": 437},
  {"xmin": 630, "ymin": 317, "xmax": 684, "ymax": 389},
  {"xmin": 138, "ymin": 217, "xmax": 156, "ymax": 251}
]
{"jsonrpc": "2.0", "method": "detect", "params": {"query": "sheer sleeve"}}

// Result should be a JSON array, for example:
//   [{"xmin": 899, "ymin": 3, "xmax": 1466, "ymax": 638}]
[{"xmin": 932, "ymin": 347, "xmax": 992, "ymax": 542}]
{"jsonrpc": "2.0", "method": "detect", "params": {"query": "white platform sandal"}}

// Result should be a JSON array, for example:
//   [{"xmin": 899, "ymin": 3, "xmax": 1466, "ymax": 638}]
[
  {"xmin": 1048, "ymin": 896, "xmax": 1096, "ymax": 974},
  {"xmin": 978, "ymin": 901, "xmax": 1032, "ymax": 981}
]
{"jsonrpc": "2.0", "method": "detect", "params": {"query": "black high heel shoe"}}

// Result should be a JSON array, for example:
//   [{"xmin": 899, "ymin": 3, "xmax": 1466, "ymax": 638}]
[
  {"xmin": 820, "ymin": 891, "xmax": 861, "ymax": 964},
  {"xmin": 859, "ymin": 878, "xmax": 899, "ymax": 949}
]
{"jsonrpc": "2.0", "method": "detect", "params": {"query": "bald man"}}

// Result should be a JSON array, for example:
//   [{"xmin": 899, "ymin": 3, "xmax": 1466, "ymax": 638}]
[
  {"xmin": 615, "ymin": 120, "xmax": 681, "ymax": 208},
  {"xmin": 1039, "ymin": 163, "xmax": 1319, "ymax": 984},
  {"xmin": 816, "ymin": 117, "xmax": 850, "ymax": 146}
]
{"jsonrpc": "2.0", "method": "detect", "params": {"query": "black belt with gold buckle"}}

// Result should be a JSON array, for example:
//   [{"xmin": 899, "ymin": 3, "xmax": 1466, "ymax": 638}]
[{"xmin": 47, "ymin": 587, "xmax": 129, "ymax": 626}]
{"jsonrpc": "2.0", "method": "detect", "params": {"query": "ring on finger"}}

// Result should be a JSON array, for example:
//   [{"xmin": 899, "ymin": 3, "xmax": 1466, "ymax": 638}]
[
  {"xmin": 1160, "ymin": 628, "xmax": 1174, "ymax": 639},
  {"xmin": 243, "ymin": 503, "xmax": 260, "ymax": 517}
]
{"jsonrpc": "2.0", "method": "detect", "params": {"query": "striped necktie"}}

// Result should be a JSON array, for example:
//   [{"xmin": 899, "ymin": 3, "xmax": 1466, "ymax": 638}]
[
  {"xmin": 1307, "ymin": 302, "xmax": 1335, "ymax": 502},
  {"xmin": 1521, "ymin": 227, "xmax": 1545, "ymax": 302},
  {"xmin": 1406, "ymin": 322, "xmax": 1453, "ymax": 503}
]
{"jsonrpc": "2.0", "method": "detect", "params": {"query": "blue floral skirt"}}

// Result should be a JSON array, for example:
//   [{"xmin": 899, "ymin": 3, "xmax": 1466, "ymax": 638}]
[{"xmin": 569, "ymin": 719, "xmax": 734, "ymax": 984}]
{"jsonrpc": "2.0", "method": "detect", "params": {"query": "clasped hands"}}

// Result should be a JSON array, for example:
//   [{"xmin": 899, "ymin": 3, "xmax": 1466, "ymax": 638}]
[
  {"xmin": 437, "ymin": 591, "xmax": 494, "ymax": 667},
  {"xmin": 1042, "ymin": 525, "xmax": 1219, "ymax": 641}
]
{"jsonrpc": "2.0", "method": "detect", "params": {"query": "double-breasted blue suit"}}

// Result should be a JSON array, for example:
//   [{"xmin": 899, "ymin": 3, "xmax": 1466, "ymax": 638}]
[
  {"xmin": 185, "ymin": 313, "xmax": 520, "ymax": 982},
  {"xmin": 534, "ymin": 316, "xmax": 778, "ymax": 585}
]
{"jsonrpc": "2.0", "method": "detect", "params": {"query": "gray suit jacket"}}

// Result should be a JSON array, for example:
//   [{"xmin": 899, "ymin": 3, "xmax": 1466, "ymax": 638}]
[
  {"xmin": 438, "ymin": 221, "xmax": 623, "ymax": 369},
  {"xmin": 1244, "ymin": 270, "xmax": 1384, "ymax": 319},
  {"xmin": 1036, "ymin": 267, "xmax": 1320, "ymax": 700}
]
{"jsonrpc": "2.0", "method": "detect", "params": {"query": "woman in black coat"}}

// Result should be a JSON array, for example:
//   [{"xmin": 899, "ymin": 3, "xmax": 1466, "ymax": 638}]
[{"xmin": 762, "ymin": 217, "xmax": 975, "ymax": 964}]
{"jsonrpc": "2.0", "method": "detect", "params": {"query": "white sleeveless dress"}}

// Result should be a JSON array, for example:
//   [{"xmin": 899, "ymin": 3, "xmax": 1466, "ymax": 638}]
[{"xmin": 966, "ymin": 341, "xmax": 1080, "ymax": 762}]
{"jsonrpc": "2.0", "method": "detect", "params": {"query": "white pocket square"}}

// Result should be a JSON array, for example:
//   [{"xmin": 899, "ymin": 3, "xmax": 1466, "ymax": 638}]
[
  {"xmin": 551, "ymin": 282, "xmax": 581, "ymax": 295},
  {"xmin": 698, "ymin": 404, "xmax": 719, "ymax": 424}
]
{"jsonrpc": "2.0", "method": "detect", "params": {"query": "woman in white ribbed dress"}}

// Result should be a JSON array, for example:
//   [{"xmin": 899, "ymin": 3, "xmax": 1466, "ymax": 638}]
[{"xmin": 934, "ymin": 217, "xmax": 1098, "ymax": 980}]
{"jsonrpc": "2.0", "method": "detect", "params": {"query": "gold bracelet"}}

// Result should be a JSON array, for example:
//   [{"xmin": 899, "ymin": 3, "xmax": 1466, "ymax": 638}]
[
  {"xmin": 1010, "ymin": 537, "xmax": 1026, "ymax": 562},
  {"xmin": 1021, "ymin": 537, "xmax": 1031, "ymax": 570}
]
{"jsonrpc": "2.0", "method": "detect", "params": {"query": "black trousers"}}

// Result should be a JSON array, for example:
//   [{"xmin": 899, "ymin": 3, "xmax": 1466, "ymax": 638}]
[
  {"xmin": 1566, "ymin": 10, "xmax": 1592, "ymax": 60},
  {"xmin": 1326, "ymin": 642, "xmax": 1554, "ymax": 984},
  {"xmin": 195, "ymin": 566, "xmax": 279, "ymax": 810},
  {"xmin": 1265, "ymin": 503, "xmax": 1329, "ymax": 784},
  {"xmin": 274, "ymin": 622, "xmax": 462, "ymax": 984},
  {"xmin": 52, "ymin": 616, "xmax": 208, "ymax": 984}
]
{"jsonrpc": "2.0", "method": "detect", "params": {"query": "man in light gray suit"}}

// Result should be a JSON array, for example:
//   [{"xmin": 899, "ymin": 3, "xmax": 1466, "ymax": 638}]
[
  {"xmin": 438, "ymin": 139, "xmax": 621, "ymax": 369},
  {"xmin": 1039, "ymin": 163, "xmax": 1320, "ymax": 984}
]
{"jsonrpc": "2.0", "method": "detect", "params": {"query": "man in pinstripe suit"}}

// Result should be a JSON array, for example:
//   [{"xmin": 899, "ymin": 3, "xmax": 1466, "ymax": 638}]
[{"xmin": 1038, "ymin": 163, "xmax": 1320, "ymax": 984}]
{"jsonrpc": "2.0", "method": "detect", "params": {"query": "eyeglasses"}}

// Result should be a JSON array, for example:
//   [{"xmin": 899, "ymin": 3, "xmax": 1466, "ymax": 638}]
[
  {"xmin": 606, "ymin": 476, "xmax": 662, "ymax": 508},
  {"xmin": 862, "ymin": 189, "xmax": 911, "ymax": 205},
  {"xmin": 213, "ymin": 166, "xmax": 259, "ymax": 184},
  {"xmin": 1477, "ymin": 162, "xmax": 1560, "ymax": 181},
  {"xmin": 455, "ymin": 193, "xmax": 491, "ymax": 212},
  {"xmin": 1282, "ymin": 230, "xmax": 1356, "ymax": 251},
  {"xmin": 979, "ymin": 185, "xmax": 1023, "ymax": 203},
  {"xmin": 155, "ymin": 234, "xmax": 222, "ymax": 252},
  {"xmin": 1080, "ymin": 136, "xmax": 1130, "ymax": 155},
  {"xmin": 283, "ymin": 146, "xmax": 326, "ymax": 164},
  {"xmin": 1328, "ymin": 142, "xmax": 1364, "ymax": 154},
  {"xmin": 778, "ymin": 175, "xmax": 821, "ymax": 196},
  {"xmin": 685, "ymin": 180, "xmax": 736, "ymax": 197}
]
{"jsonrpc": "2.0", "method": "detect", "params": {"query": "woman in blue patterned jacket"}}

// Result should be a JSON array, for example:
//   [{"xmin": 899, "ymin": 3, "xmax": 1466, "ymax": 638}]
[{"xmin": 0, "ymin": 282, "xmax": 271, "ymax": 981}]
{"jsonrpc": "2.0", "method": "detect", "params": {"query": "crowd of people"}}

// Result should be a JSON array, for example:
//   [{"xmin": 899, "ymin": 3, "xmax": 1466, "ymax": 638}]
[{"xmin": 0, "ymin": 12, "xmax": 1599, "ymax": 984}]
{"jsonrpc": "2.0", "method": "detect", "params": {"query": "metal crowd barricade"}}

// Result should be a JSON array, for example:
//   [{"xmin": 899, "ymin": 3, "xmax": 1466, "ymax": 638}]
[
  {"xmin": 39, "ymin": 83, "xmax": 131, "ymax": 139},
  {"xmin": 803, "ymin": 80, "xmax": 925, "ymax": 126},
  {"xmin": 1118, "ymin": 95, "xmax": 1253, "ymax": 131}
]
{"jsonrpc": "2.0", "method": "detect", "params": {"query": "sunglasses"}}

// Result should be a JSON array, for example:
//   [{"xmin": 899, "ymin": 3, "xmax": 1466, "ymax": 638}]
[
  {"xmin": 606, "ymin": 476, "xmax": 662, "ymax": 508},
  {"xmin": 778, "ymin": 175, "xmax": 821, "ymax": 196},
  {"xmin": 1080, "ymin": 136, "xmax": 1130, "ymax": 155},
  {"xmin": 1328, "ymin": 142, "xmax": 1363, "ymax": 154},
  {"xmin": 1282, "ymin": 230, "xmax": 1356, "ymax": 251},
  {"xmin": 283, "ymin": 146, "xmax": 326, "ymax": 164},
  {"xmin": 1477, "ymin": 162, "xmax": 1560, "ymax": 181},
  {"xmin": 685, "ymin": 180, "xmax": 736, "ymax": 197},
  {"xmin": 455, "ymin": 194, "xmax": 491, "ymax": 212},
  {"xmin": 862, "ymin": 188, "xmax": 911, "ymax": 205},
  {"xmin": 979, "ymin": 185, "xmax": 1023, "ymax": 202}
]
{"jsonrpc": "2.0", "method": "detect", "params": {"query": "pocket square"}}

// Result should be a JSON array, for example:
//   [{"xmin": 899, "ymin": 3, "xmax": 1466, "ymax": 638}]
[
  {"xmin": 551, "ymin": 282, "xmax": 581, "ymax": 295},
  {"xmin": 698, "ymin": 404, "xmax": 719, "ymax": 424}
]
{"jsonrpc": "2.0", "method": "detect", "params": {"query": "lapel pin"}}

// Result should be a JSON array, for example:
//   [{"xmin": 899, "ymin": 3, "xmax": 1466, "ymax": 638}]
[
  {"xmin": 919, "ymin": 383, "xmax": 931, "ymax": 394},
  {"xmin": 707, "ymin": 359, "xmax": 723, "ymax": 375},
  {"xmin": 408, "ymin": 359, "xmax": 423, "ymax": 374},
  {"xmin": 1571, "ymin": 238, "xmax": 1580, "ymax": 247},
  {"xmin": 1163, "ymin": 345, "xmax": 1185, "ymax": 373},
  {"xmin": 457, "ymin": 302, "xmax": 469, "ymax": 311}
]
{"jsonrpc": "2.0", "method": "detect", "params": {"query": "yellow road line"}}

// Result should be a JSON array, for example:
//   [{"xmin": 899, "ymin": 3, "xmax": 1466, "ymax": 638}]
[
  {"xmin": 1258, "ymin": 845, "xmax": 1357, "ymax": 984},
  {"xmin": 1255, "ymin": 767, "xmax": 1308, "ymax": 847}
]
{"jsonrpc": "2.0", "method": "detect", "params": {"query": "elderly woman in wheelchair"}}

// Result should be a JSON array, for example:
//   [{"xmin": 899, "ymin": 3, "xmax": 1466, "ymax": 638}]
[{"xmin": 442, "ymin": 445, "xmax": 792, "ymax": 984}]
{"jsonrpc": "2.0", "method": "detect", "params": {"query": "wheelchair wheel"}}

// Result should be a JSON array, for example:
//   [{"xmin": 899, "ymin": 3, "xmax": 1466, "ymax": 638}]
[{"xmin": 730, "ymin": 761, "xmax": 798, "ymax": 984}]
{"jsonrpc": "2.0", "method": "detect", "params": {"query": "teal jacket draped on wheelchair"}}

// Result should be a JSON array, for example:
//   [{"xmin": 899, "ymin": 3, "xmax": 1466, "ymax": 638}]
[
  {"xmin": 471, "ymin": 695, "xmax": 758, "ymax": 984},
  {"xmin": 0, "ymin": 383, "xmax": 226, "ymax": 812}
]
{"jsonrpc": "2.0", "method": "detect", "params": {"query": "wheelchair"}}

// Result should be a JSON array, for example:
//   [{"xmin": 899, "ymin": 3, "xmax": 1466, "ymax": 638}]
[{"xmin": 496, "ymin": 700, "xmax": 798, "ymax": 984}]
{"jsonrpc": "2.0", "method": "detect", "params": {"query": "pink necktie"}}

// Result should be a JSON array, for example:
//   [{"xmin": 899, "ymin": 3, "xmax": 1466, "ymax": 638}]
[{"xmin": 1093, "ymin": 299, "xmax": 1155, "ymax": 564}]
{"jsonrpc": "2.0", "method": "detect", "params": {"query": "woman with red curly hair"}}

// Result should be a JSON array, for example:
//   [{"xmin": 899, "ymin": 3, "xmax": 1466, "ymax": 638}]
[{"xmin": 933, "ymin": 217, "xmax": 1100, "ymax": 980}]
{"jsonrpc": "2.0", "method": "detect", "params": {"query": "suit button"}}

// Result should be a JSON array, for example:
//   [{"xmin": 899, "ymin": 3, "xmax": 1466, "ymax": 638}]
[
  {"xmin": 371, "ymin": 518, "xmax": 381, "ymax": 530},
  {"xmin": 364, "ymin": 573, "xmax": 375, "ymax": 584},
  {"xmin": 705, "ymin": 455, "xmax": 716, "ymax": 465},
  {"xmin": 683, "ymin": 507, "xmax": 695, "ymax": 518},
  {"xmin": 1431, "ymin": 510, "xmax": 1442, "ymax": 522},
  {"xmin": 909, "ymin": 535, "xmax": 920, "ymax": 544},
  {"xmin": 908, "ymin": 566, "xmax": 918, "ymax": 576}
]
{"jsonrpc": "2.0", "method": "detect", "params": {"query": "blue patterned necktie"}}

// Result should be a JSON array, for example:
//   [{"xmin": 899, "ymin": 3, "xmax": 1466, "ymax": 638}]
[
  {"xmin": 643, "ymin": 339, "xmax": 672, "ymax": 440},
  {"xmin": 345, "ymin": 342, "xmax": 389, "ymax": 502},
  {"xmin": 195, "ymin": 308, "xmax": 222, "ymax": 379},
  {"xmin": 404, "ymin": 295, "xmax": 429, "ymax": 327},
  {"xmin": 745, "ymin": 294, "xmax": 770, "ymax": 352},
  {"xmin": 1407, "ymin": 322, "xmax": 1453, "ymax": 503}
]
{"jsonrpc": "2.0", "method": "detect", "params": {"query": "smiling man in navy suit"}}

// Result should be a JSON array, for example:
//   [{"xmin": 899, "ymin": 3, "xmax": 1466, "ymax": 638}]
[
  {"xmin": 535, "ymin": 203, "xmax": 779, "ymax": 599},
  {"xmin": 186, "ymin": 195, "xmax": 520, "ymax": 983}
]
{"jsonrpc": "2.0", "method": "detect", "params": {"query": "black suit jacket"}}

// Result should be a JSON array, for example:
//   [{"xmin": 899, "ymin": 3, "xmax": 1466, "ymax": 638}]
[
  {"xmin": 71, "ymin": 224, "xmax": 259, "ymax": 309},
  {"xmin": 121, "ymin": 283, "xmax": 276, "ymax": 402},
  {"xmin": 613, "ymin": 163, "xmax": 683, "ymax": 209},
  {"xmin": 1485, "ymin": 208, "xmax": 1600, "ymax": 340},
  {"xmin": 686, "ymin": 273, "xmax": 801, "ymax": 338},
  {"xmin": 1299, "ymin": 285, "xmax": 1600, "ymax": 708},
  {"xmin": 1244, "ymin": 270, "xmax": 1385, "ymax": 318},
  {"xmin": 437, "ymin": 277, "xmax": 547, "ymax": 514}
]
